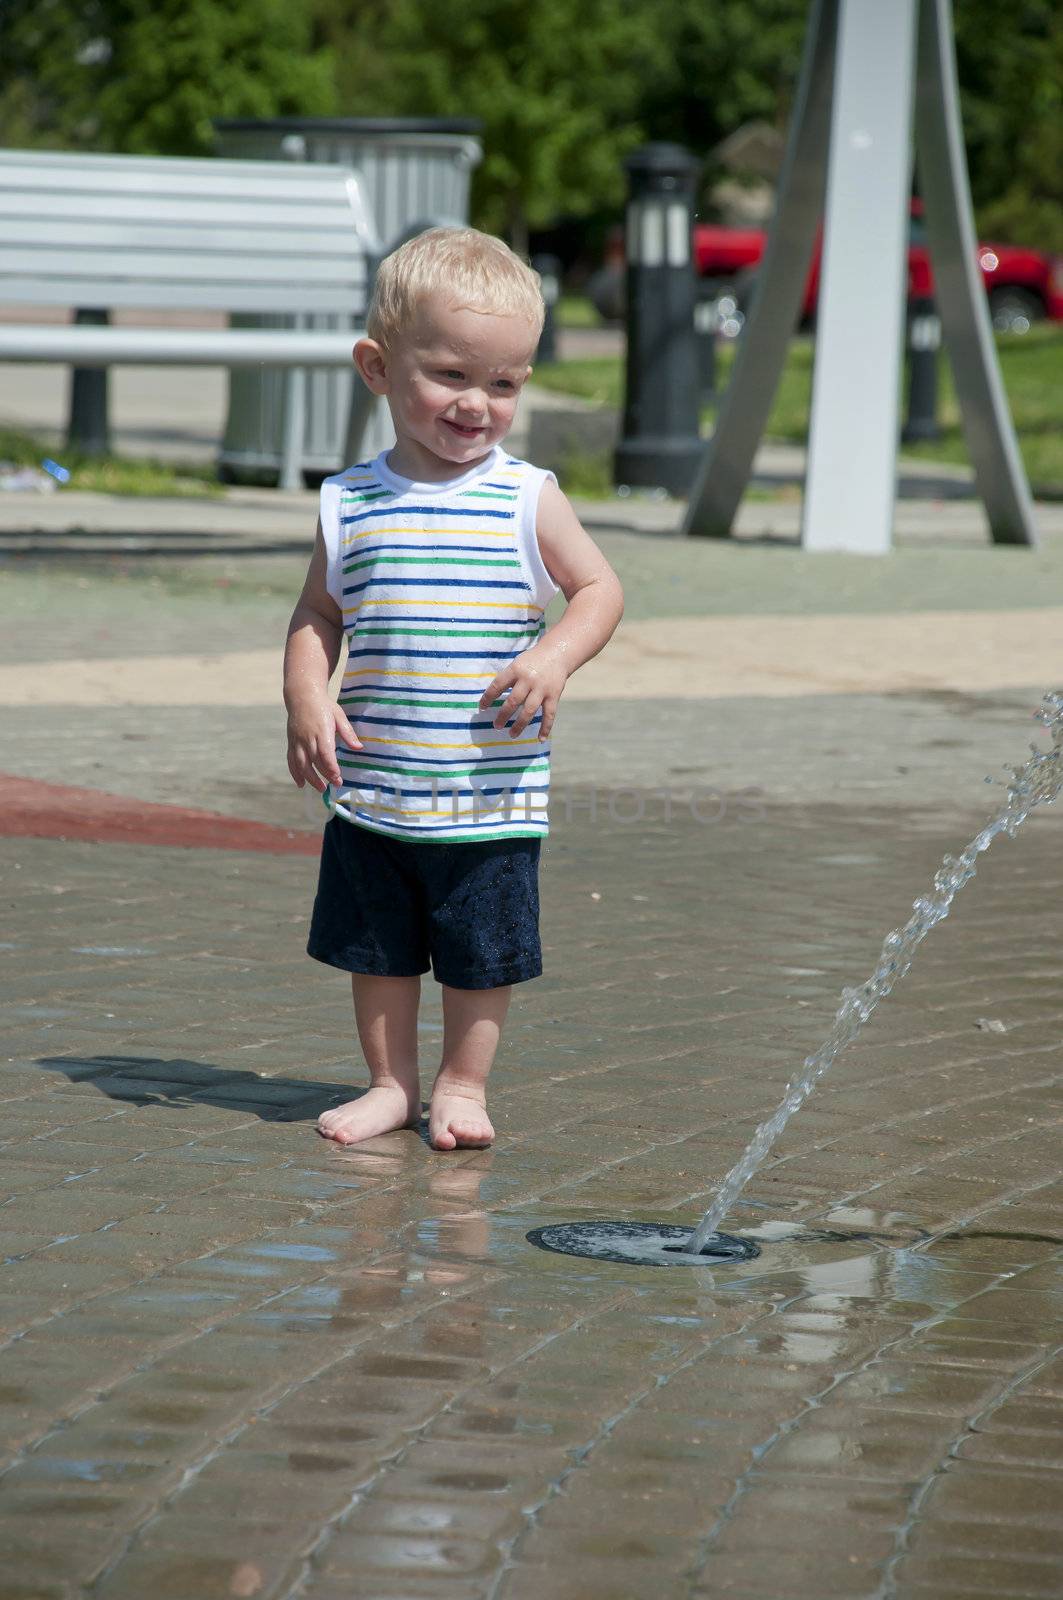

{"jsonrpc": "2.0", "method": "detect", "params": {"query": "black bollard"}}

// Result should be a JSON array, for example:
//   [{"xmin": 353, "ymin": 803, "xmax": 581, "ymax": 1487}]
[
  {"xmin": 613, "ymin": 144, "xmax": 703, "ymax": 497},
  {"xmin": 532, "ymin": 253, "xmax": 561, "ymax": 365},
  {"xmin": 901, "ymin": 296, "xmax": 941, "ymax": 442},
  {"xmin": 66, "ymin": 308, "xmax": 112, "ymax": 456}
]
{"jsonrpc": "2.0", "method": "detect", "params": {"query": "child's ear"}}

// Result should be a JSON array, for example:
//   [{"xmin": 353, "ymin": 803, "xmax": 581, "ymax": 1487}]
[{"xmin": 354, "ymin": 338, "xmax": 388, "ymax": 394}]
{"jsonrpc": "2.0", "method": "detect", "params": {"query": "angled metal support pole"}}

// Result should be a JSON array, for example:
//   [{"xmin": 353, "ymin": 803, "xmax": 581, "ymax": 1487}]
[
  {"xmin": 682, "ymin": 0, "xmax": 838, "ymax": 537},
  {"xmin": 914, "ymin": 0, "xmax": 1037, "ymax": 546}
]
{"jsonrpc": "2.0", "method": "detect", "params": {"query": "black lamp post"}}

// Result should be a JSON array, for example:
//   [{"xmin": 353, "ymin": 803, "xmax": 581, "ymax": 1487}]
[{"xmin": 613, "ymin": 143, "xmax": 703, "ymax": 496}]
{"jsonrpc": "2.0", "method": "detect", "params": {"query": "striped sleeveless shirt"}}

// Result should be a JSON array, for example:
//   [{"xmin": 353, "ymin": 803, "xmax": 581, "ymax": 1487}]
[{"xmin": 320, "ymin": 445, "xmax": 559, "ymax": 843}]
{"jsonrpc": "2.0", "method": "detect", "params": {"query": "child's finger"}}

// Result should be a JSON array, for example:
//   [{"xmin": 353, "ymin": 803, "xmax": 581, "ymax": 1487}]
[
  {"xmin": 538, "ymin": 696, "xmax": 558, "ymax": 740},
  {"xmin": 316, "ymin": 746, "xmax": 343, "ymax": 789},
  {"xmin": 334, "ymin": 708, "xmax": 363, "ymax": 751},
  {"xmin": 480, "ymin": 666, "xmax": 514, "ymax": 711},
  {"xmin": 493, "ymin": 684, "xmax": 526, "ymax": 730},
  {"xmin": 508, "ymin": 688, "xmax": 545, "ymax": 737}
]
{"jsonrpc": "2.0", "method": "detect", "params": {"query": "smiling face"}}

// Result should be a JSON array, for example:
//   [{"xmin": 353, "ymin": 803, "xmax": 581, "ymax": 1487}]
[{"xmin": 356, "ymin": 294, "xmax": 539, "ymax": 481}]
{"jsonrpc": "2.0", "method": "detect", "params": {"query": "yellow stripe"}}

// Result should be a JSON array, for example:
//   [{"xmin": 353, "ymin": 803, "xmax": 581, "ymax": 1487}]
[{"xmin": 343, "ymin": 668, "xmax": 494, "ymax": 681}]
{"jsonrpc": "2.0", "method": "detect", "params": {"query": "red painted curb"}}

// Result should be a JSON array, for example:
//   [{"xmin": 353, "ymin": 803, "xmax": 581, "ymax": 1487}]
[{"xmin": 0, "ymin": 773, "xmax": 321, "ymax": 856}]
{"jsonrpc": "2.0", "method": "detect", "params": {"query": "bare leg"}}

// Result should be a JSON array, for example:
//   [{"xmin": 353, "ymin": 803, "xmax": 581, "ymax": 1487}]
[
  {"xmin": 428, "ymin": 983, "xmax": 509, "ymax": 1151},
  {"xmin": 317, "ymin": 973, "xmax": 422, "ymax": 1145}
]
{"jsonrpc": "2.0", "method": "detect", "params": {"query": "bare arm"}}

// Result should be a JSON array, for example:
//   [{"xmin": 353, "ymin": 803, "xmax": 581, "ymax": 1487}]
[
  {"xmin": 478, "ymin": 478, "xmax": 624, "ymax": 738},
  {"xmin": 283, "ymin": 519, "xmax": 362, "ymax": 792}
]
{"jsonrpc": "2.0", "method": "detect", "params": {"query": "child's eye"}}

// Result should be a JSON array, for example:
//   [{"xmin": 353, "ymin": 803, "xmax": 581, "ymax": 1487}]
[
  {"xmin": 494, "ymin": 380, "xmax": 515, "ymax": 392},
  {"xmin": 439, "ymin": 369, "xmax": 464, "ymax": 381}
]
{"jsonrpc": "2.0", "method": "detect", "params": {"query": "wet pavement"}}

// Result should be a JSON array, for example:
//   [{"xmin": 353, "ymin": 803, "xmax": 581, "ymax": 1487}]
[{"xmin": 3, "ymin": 521, "xmax": 1063, "ymax": 1597}]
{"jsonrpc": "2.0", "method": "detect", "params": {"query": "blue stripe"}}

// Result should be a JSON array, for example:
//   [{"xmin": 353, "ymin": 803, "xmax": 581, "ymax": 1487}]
[
  {"xmin": 348, "ymin": 615, "xmax": 534, "ymax": 627},
  {"xmin": 344, "ymin": 577, "xmax": 529, "ymax": 596},
  {"xmin": 345, "ymin": 543, "xmax": 517, "ymax": 559},
  {"xmin": 354, "ymin": 713, "xmax": 542, "ymax": 732},
  {"xmin": 341, "ymin": 504, "xmax": 515, "ymax": 526},
  {"xmin": 341, "ymin": 783, "xmax": 547, "ymax": 800}
]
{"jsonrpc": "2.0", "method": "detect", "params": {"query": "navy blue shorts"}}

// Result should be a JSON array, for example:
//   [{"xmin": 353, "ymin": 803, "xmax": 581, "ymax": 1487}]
[{"xmin": 307, "ymin": 820, "xmax": 542, "ymax": 990}]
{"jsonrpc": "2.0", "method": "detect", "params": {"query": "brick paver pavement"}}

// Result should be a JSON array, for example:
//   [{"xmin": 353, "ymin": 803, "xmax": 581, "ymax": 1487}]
[
  {"xmin": 2, "ymin": 520, "xmax": 1063, "ymax": 1598},
  {"xmin": 4, "ymin": 788, "xmax": 1063, "ymax": 1599}
]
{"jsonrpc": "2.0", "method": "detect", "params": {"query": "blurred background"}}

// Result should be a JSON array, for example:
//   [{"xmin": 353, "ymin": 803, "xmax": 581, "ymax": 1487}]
[{"xmin": 1, "ymin": 0, "xmax": 1062, "ymax": 499}]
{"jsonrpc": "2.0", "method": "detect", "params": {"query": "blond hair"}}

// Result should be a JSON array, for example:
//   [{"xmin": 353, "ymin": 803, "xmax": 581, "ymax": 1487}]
[{"xmin": 367, "ymin": 226, "xmax": 545, "ymax": 348}]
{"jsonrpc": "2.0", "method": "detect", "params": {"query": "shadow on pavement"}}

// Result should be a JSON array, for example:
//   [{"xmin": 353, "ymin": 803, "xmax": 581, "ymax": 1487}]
[{"xmin": 35, "ymin": 1053, "xmax": 360, "ymax": 1124}]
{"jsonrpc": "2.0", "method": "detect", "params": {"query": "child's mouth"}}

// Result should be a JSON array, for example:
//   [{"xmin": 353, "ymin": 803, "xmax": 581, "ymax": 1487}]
[{"xmin": 444, "ymin": 420, "xmax": 483, "ymax": 437}]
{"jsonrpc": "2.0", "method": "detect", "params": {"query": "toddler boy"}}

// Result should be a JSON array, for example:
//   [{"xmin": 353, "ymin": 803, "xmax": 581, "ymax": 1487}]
[{"xmin": 284, "ymin": 227, "xmax": 623, "ymax": 1150}]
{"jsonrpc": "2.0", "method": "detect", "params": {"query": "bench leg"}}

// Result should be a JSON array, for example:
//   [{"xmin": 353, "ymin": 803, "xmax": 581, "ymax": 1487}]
[
  {"xmin": 279, "ymin": 367, "xmax": 305, "ymax": 491},
  {"xmin": 66, "ymin": 309, "xmax": 112, "ymax": 456},
  {"xmin": 343, "ymin": 383, "xmax": 394, "ymax": 467}
]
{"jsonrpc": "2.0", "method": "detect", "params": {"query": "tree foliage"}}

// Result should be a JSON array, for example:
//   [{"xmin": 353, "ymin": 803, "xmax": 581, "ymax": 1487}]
[
  {"xmin": 0, "ymin": 0, "xmax": 335, "ymax": 155},
  {"xmin": 954, "ymin": 0, "xmax": 1063, "ymax": 251},
  {"xmin": 318, "ymin": 0, "xmax": 671, "ymax": 250},
  {"xmin": 1, "ymin": 0, "xmax": 1061, "ymax": 250}
]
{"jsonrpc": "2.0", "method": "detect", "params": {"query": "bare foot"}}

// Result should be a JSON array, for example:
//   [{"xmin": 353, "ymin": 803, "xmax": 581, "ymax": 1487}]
[
  {"xmin": 428, "ymin": 1084, "xmax": 495, "ymax": 1151},
  {"xmin": 317, "ymin": 1084, "xmax": 421, "ymax": 1146}
]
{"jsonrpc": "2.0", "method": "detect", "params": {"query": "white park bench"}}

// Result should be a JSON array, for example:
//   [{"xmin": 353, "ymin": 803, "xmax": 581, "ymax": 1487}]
[{"xmin": 0, "ymin": 147, "xmax": 402, "ymax": 488}]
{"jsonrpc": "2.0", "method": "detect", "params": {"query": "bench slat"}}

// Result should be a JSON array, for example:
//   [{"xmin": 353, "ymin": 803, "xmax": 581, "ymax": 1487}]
[
  {"xmin": 0, "ymin": 279, "xmax": 367, "ymax": 313},
  {"xmin": 0, "ymin": 324, "xmax": 365, "ymax": 365},
  {"xmin": 3, "ymin": 222, "xmax": 372, "ymax": 262},
  {"xmin": 5, "ymin": 196, "xmax": 369, "ymax": 230},
  {"xmin": 0, "ymin": 154, "xmax": 373, "ymax": 206},
  {"xmin": 2, "ymin": 247, "xmax": 368, "ymax": 285}
]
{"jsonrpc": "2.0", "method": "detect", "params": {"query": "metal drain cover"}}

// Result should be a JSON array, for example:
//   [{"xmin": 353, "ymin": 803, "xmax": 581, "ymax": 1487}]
[{"xmin": 527, "ymin": 1221, "xmax": 760, "ymax": 1268}]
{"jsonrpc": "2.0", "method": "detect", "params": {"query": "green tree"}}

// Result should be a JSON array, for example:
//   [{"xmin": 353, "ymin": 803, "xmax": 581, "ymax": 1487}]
[
  {"xmin": 320, "ymin": 0, "xmax": 671, "ymax": 250},
  {"xmin": 954, "ymin": 0, "xmax": 1063, "ymax": 250},
  {"xmin": 638, "ymin": 0, "xmax": 807, "ymax": 160},
  {"xmin": 0, "ymin": 0, "xmax": 335, "ymax": 155}
]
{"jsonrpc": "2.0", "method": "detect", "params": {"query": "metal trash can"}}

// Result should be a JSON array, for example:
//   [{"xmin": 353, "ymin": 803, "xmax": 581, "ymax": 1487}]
[{"xmin": 212, "ymin": 117, "xmax": 482, "ymax": 484}]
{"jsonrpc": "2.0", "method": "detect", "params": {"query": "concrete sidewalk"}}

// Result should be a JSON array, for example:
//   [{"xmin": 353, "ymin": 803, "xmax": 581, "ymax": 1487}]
[{"xmin": 3, "ymin": 472, "xmax": 1063, "ymax": 1597}]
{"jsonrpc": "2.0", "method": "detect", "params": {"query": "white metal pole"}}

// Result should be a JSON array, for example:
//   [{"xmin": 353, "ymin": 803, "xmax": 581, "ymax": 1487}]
[{"xmin": 802, "ymin": 0, "xmax": 918, "ymax": 554}]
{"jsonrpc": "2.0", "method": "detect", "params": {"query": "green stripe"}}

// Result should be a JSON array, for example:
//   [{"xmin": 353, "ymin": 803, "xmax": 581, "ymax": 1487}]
[
  {"xmin": 343, "ymin": 554, "xmax": 521, "ymax": 573},
  {"xmin": 460, "ymin": 490, "xmax": 518, "ymax": 500},
  {"xmin": 341, "ymin": 489, "xmax": 392, "ymax": 503},
  {"xmin": 340, "ymin": 694, "xmax": 500, "ymax": 711}
]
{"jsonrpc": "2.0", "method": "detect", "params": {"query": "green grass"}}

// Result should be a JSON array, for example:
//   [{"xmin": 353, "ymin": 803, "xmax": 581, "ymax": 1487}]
[
  {"xmin": 0, "ymin": 429, "xmax": 223, "ymax": 497},
  {"xmin": 555, "ymin": 295, "xmax": 601, "ymax": 330},
  {"xmin": 535, "ymin": 324, "xmax": 1063, "ymax": 495},
  {"xmin": 534, "ymin": 357, "xmax": 622, "ymax": 409}
]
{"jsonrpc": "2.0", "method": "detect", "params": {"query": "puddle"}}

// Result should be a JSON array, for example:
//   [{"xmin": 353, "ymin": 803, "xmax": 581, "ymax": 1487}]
[
  {"xmin": 70, "ymin": 946, "xmax": 156, "ymax": 957},
  {"xmin": 240, "ymin": 1241, "xmax": 338, "ymax": 1263}
]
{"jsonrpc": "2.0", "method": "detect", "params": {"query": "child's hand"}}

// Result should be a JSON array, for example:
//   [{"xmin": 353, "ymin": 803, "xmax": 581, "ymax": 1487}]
[
  {"xmin": 286, "ymin": 696, "xmax": 362, "ymax": 792},
  {"xmin": 479, "ymin": 643, "xmax": 569, "ymax": 740}
]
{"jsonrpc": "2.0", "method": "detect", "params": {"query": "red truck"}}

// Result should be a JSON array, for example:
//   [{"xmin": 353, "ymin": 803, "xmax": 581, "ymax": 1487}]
[{"xmin": 591, "ymin": 200, "xmax": 1063, "ymax": 334}]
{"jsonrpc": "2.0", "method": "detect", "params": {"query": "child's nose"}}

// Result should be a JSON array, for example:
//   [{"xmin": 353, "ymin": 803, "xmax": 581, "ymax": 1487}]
[{"xmin": 456, "ymin": 386, "xmax": 488, "ymax": 414}]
